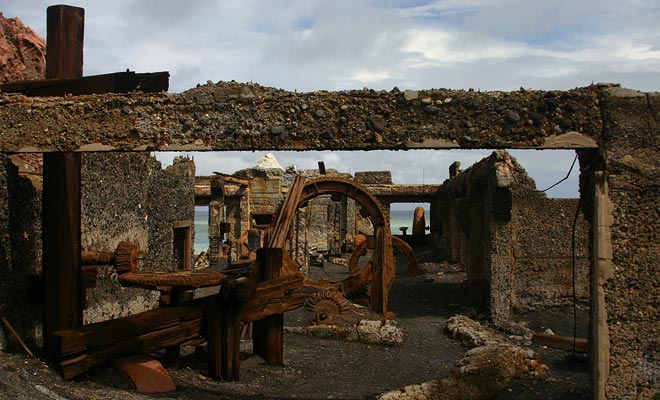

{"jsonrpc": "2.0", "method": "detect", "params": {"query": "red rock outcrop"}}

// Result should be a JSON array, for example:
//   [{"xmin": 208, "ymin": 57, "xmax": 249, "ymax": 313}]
[{"xmin": 0, "ymin": 12, "xmax": 45, "ymax": 84}]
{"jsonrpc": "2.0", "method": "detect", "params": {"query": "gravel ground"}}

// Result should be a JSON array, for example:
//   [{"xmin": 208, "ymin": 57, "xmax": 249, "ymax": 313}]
[{"xmin": 0, "ymin": 245, "xmax": 589, "ymax": 399}]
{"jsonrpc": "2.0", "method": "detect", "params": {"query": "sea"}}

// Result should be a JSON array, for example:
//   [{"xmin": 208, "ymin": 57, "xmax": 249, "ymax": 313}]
[{"xmin": 193, "ymin": 207, "xmax": 428, "ymax": 255}]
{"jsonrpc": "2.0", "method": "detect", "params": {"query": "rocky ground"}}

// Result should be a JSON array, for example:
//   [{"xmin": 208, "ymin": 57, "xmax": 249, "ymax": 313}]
[{"xmin": 0, "ymin": 244, "xmax": 589, "ymax": 400}]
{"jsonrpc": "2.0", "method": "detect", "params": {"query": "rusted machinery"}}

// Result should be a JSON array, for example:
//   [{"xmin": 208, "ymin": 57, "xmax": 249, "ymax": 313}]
[
  {"xmin": 49, "ymin": 175, "xmax": 399, "ymax": 382},
  {"xmin": 81, "ymin": 240, "xmax": 139, "ymax": 272},
  {"xmin": 304, "ymin": 290, "xmax": 350, "ymax": 325}
]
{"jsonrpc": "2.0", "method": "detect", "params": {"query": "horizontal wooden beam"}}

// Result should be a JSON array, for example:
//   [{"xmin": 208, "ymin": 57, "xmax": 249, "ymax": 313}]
[
  {"xmin": 57, "ymin": 318, "xmax": 202, "ymax": 380},
  {"xmin": 240, "ymin": 273, "xmax": 306, "ymax": 323},
  {"xmin": 50, "ymin": 300, "xmax": 205, "ymax": 358},
  {"xmin": 0, "ymin": 71, "xmax": 169, "ymax": 96},
  {"xmin": 532, "ymin": 333, "xmax": 588, "ymax": 353}
]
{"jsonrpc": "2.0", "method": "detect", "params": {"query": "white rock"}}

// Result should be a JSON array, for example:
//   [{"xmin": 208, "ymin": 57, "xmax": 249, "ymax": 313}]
[{"xmin": 255, "ymin": 153, "xmax": 284, "ymax": 170}]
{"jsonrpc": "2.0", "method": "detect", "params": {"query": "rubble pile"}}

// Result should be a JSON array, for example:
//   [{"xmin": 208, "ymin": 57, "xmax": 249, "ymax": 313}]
[{"xmin": 379, "ymin": 316, "xmax": 548, "ymax": 400}]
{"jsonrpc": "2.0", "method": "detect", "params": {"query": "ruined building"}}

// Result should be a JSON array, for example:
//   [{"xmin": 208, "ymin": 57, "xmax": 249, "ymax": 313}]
[{"xmin": 1, "ymin": 7, "xmax": 659, "ymax": 400}]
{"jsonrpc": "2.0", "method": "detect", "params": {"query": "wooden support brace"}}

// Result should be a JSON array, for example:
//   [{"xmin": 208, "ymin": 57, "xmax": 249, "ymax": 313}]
[{"xmin": 268, "ymin": 176, "xmax": 306, "ymax": 248}]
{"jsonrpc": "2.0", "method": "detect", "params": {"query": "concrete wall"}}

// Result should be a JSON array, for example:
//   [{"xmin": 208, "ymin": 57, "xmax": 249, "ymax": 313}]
[
  {"xmin": 511, "ymin": 197, "xmax": 589, "ymax": 312},
  {"xmin": 437, "ymin": 151, "xmax": 590, "ymax": 323},
  {"xmin": 598, "ymin": 91, "xmax": 660, "ymax": 399},
  {"xmin": 0, "ymin": 153, "xmax": 197, "ymax": 337},
  {"xmin": 81, "ymin": 153, "xmax": 196, "ymax": 324},
  {"xmin": 0, "ymin": 155, "xmax": 42, "ymax": 347}
]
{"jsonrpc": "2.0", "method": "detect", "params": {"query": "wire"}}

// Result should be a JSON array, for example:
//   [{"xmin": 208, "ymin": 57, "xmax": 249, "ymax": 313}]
[
  {"xmin": 537, "ymin": 153, "xmax": 579, "ymax": 193},
  {"xmin": 571, "ymin": 195, "xmax": 583, "ymax": 356}
]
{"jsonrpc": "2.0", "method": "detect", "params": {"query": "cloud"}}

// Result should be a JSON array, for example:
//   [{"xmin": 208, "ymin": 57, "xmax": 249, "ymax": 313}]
[{"xmin": 1, "ymin": 0, "xmax": 649, "ymax": 198}]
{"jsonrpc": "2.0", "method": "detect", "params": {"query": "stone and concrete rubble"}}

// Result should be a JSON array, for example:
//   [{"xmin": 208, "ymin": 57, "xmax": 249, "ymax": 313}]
[
  {"xmin": 285, "ymin": 319, "xmax": 404, "ymax": 347},
  {"xmin": 379, "ymin": 315, "xmax": 549, "ymax": 400}
]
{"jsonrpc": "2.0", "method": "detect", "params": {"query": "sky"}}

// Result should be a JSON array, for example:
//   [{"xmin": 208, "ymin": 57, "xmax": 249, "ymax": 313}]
[{"xmin": 5, "ymin": 0, "xmax": 660, "ymax": 197}]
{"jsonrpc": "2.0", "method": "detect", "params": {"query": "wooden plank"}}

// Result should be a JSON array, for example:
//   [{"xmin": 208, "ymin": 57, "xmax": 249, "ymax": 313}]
[
  {"xmin": 268, "ymin": 176, "xmax": 306, "ymax": 248},
  {"xmin": 50, "ymin": 301, "xmax": 205, "ymax": 358},
  {"xmin": 252, "ymin": 248, "xmax": 284, "ymax": 366},
  {"xmin": 58, "ymin": 318, "xmax": 202, "ymax": 379},
  {"xmin": 46, "ymin": 5, "xmax": 84, "ymax": 79},
  {"xmin": 42, "ymin": 153, "xmax": 82, "ymax": 358},
  {"xmin": 532, "ymin": 333, "xmax": 588, "ymax": 353},
  {"xmin": 0, "ymin": 71, "xmax": 170, "ymax": 97}
]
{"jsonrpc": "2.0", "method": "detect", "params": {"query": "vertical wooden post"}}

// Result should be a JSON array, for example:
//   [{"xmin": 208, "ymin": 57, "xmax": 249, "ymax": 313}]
[
  {"xmin": 206, "ymin": 293, "xmax": 241, "ymax": 381},
  {"xmin": 42, "ymin": 5, "xmax": 84, "ymax": 358},
  {"xmin": 253, "ymin": 248, "xmax": 284, "ymax": 365},
  {"xmin": 46, "ymin": 5, "xmax": 84, "ymax": 79},
  {"xmin": 370, "ymin": 227, "xmax": 395, "ymax": 316},
  {"xmin": 206, "ymin": 295, "xmax": 221, "ymax": 379}
]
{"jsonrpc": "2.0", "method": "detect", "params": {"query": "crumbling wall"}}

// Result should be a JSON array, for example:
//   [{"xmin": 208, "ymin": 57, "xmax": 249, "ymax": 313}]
[
  {"xmin": 511, "ymin": 197, "xmax": 589, "ymax": 312},
  {"xmin": 599, "ymin": 89, "xmax": 660, "ymax": 399},
  {"xmin": 437, "ymin": 150, "xmax": 589, "ymax": 323},
  {"xmin": 81, "ymin": 153, "xmax": 195, "ymax": 324}
]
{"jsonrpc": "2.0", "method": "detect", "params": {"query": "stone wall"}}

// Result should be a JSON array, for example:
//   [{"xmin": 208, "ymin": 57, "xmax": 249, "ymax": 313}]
[
  {"xmin": 511, "ymin": 197, "xmax": 589, "ymax": 312},
  {"xmin": 0, "ymin": 155, "xmax": 42, "ymax": 347},
  {"xmin": 81, "ymin": 153, "xmax": 195, "ymax": 324},
  {"xmin": 437, "ymin": 150, "xmax": 589, "ymax": 323},
  {"xmin": 599, "ymin": 90, "xmax": 660, "ymax": 399}
]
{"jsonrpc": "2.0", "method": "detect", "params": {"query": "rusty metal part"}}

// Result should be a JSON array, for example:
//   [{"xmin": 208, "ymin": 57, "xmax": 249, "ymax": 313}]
[
  {"xmin": 119, "ymin": 270, "xmax": 224, "ymax": 290},
  {"xmin": 304, "ymin": 290, "xmax": 350, "ymax": 325},
  {"xmin": 349, "ymin": 235, "xmax": 419, "ymax": 276},
  {"xmin": 298, "ymin": 177, "xmax": 388, "ymax": 229},
  {"xmin": 271, "ymin": 177, "xmax": 394, "ymax": 312}
]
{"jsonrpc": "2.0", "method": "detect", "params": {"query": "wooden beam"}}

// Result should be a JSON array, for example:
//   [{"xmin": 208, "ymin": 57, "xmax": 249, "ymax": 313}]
[
  {"xmin": 0, "ymin": 71, "xmax": 169, "ymax": 97},
  {"xmin": 370, "ymin": 226, "xmax": 395, "ymax": 316},
  {"xmin": 42, "ymin": 5, "xmax": 85, "ymax": 359},
  {"xmin": 252, "ymin": 248, "xmax": 284, "ymax": 366},
  {"xmin": 42, "ymin": 153, "xmax": 82, "ymax": 357},
  {"xmin": 532, "ymin": 333, "xmax": 588, "ymax": 353},
  {"xmin": 239, "ymin": 273, "xmax": 305, "ymax": 323},
  {"xmin": 50, "ymin": 301, "xmax": 205, "ymax": 358},
  {"xmin": 46, "ymin": 5, "xmax": 84, "ymax": 79},
  {"xmin": 57, "ymin": 318, "xmax": 202, "ymax": 379},
  {"xmin": 268, "ymin": 175, "xmax": 306, "ymax": 248}
]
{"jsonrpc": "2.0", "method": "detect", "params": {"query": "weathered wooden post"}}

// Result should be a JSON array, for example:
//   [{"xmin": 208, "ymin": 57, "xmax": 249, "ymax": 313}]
[
  {"xmin": 42, "ymin": 4, "xmax": 84, "ymax": 358},
  {"xmin": 370, "ymin": 226, "xmax": 395, "ymax": 316},
  {"xmin": 253, "ymin": 247, "xmax": 284, "ymax": 366}
]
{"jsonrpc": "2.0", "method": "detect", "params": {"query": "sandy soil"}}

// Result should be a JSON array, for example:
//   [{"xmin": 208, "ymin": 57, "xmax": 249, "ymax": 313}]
[{"xmin": 0, "ymin": 245, "xmax": 589, "ymax": 400}]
